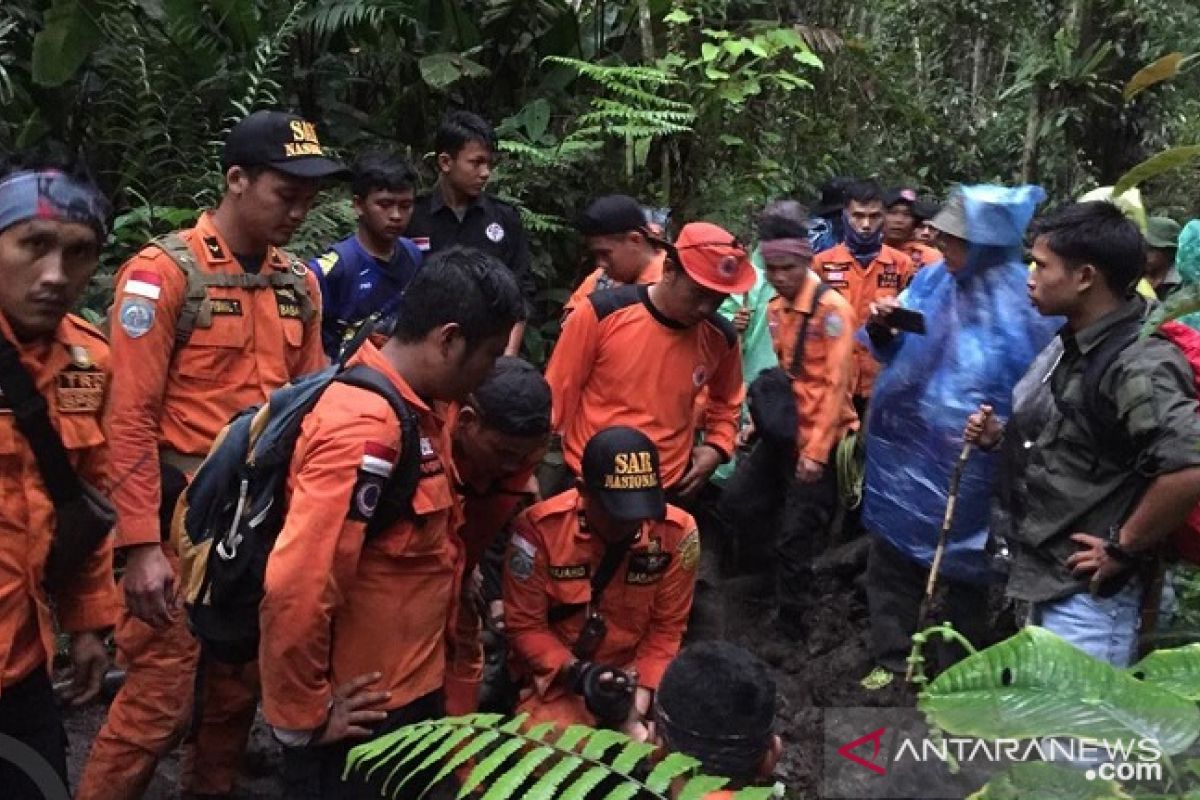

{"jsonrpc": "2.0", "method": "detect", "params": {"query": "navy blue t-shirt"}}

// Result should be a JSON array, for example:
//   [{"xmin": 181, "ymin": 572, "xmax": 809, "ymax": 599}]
[{"xmin": 311, "ymin": 235, "xmax": 423, "ymax": 358}]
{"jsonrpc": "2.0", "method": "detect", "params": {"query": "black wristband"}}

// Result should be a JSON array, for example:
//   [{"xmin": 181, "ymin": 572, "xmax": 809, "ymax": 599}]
[{"xmin": 1104, "ymin": 541, "xmax": 1144, "ymax": 566}]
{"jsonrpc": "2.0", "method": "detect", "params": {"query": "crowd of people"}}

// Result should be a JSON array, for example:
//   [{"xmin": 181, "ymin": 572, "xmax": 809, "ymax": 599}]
[{"xmin": 1, "ymin": 104, "xmax": 1199, "ymax": 800}]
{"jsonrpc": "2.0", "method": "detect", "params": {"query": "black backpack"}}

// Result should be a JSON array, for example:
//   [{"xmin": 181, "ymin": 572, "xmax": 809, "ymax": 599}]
[{"xmin": 174, "ymin": 358, "xmax": 421, "ymax": 664}]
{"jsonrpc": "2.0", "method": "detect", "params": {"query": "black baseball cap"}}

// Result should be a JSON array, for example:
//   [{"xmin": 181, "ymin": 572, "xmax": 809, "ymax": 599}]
[
  {"xmin": 883, "ymin": 187, "xmax": 919, "ymax": 209},
  {"xmin": 913, "ymin": 198, "xmax": 942, "ymax": 223},
  {"xmin": 576, "ymin": 195, "xmax": 649, "ymax": 237},
  {"xmin": 581, "ymin": 427, "xmax": 666, "ymax": 522},
  {"xmin": 221, "ymin": 110, "xmax": 349, "ymax": 179}
]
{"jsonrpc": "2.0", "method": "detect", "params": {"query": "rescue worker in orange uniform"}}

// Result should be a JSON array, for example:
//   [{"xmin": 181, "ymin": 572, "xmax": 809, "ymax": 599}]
[
  {"xmin": 0, "ymin": 154, "xmax": 120, "ymax": 800},
  {"xmin": 78, "ymin": 110, "xmax": 342, "ymax": 800},
  {"xmin": 812, "ymin": 180, "xmax": 915, "ymax": 410},
  {"xmin": 260, "ymin": 248, "xmax": 526, "ymax": 799},
  {"xmin": 759, "ymin": 228, "xmax": 857, "ymax": 640},
  {"xmin": 651, "ymin": 642, "xmax": 782, "ymax": 796},
  {"xmin": 562, "ymin": 194, "xmax": 666, "ymax": 319},
  {"xmin": 546, "ymin": 221, "xmax": 751, "ymax": 498},
  {"xmin": 444, "ymin": 356, "xmax": 552, "ymax": 715},
  {"xmin": 883, "ymin": 186, "xmax": 943, "ymax": 270},
  {"xmin": 912, "ymin": 197, "xmax": 942, "ymax": 246},
  {"xmin": 504, "ymin": 427, "xmax": 698, "ymax": 736}
]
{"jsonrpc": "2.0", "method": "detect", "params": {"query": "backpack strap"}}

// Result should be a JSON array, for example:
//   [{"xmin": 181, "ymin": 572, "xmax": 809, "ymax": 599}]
[
  {"xmin": 152, "ymin": 234, "xmax": 315, "ymax": 351},
  {"xmin": 335, "ymin": 365, "xmax": 421, "ymax": 536},
  {"xmin": 787, "ymin": 282, "xmax": 830, "ymax": 378}
]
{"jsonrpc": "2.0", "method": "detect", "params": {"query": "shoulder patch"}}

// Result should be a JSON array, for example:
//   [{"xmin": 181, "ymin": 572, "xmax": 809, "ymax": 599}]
[
  {"xmin": 509, "ymin": 532, "xmax": 536, "ymax": 581},
  {"xmin": 823, "ymin": 310, "xmax": 845, "ymax": 338},
  {"xmin": 678, "ymin": 529, "xmax": 700, "ymax": 571},
  {"xmin": 118, "ymin": 297, "xmax": 156, "ymax": 338},
  {"xmin": 704, "ymin": 312, "xmax": 738, "ymax": 348},
  {"xmin": 588, "ymin": 284, "xmax": 643, "ymax": 322},
  {"xmin": 316, "ymin": 251, "xmax": 339, "ymax": 275}
]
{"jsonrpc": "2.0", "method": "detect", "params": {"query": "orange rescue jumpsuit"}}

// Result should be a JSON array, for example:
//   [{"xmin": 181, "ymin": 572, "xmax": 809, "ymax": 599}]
[
  {"xmin": 78, "ymin": 212, "xmax": 325, "ymax": 800},
  {"xmin": 260, "ymin": 342, "xmax": 463, "ymax": 732},
  {"xmin": 899, "ymin": 240, "xmax": 942, "ymax": 272},
  {"xmin": 561, "ymin": 250, "xmax": 666, "ymax": 320},
  {"xmin": 811, "ymin": 243, "xmax": 914, "ymax": 400},
  {"xmin": 503, "ymin": 490, "xmax": 698, "ymax": 727},
  {"xmin": 546, "ymin": 284, "xmax": 743, "ymax": 489},
  {"xmin": 765, "ymin": 272, "xmax": 859, "ymax": 465},
  {"xmin": 0, "ymin": 312, "xmax": 119, "ymax": 695}
]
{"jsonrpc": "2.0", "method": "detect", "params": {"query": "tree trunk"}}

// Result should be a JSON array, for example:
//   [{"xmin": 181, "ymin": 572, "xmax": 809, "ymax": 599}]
[{"xmin": 1020, "ymin": 87, "xmax": 1043, "ymax": 184}]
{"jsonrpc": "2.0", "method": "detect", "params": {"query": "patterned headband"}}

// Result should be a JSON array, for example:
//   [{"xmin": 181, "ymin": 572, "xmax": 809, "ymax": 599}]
[{"xmin": 0, "ymin": 169, "xmax": 110, "ymax": 238}]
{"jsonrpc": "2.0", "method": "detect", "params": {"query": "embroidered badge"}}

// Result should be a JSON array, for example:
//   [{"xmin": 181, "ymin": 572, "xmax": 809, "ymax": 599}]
[
  {"xmin": 549, "ymin": 564, "xmax": 590, "ymax": 581},
  {"xmin": 509, "ymin": 533, "xmax": 536, "ymax": 580},
  {"xmin": 412, "ymin": 237, "xmax": 431, "ymax": 252},
  {"xmin": 118, "ymin": 297, "xmax": 155, "ymax": 338},
  {"xmin": 209, "ymin": 298, "xmax": 243, "ymax": 316},
  {"xmin": 202, "ymin": 236, "xmax": 225, "ymax": 260},
  {"xmin": 486, "ymin": 222, "xmax": 505, "ymax": 243},
  {"xmin": 824, "ymin": 311, "xmax": 845, "ymax": 338},
  {"xmin": 361, "ymin": 441, "xmax": 397, "ymax": 477},
  {"xmin": 717, "ymin": 255, "xmax": 737, "ymax": 277},
  {"xmin": 124, "ymin": 270, "xmax": 162, "ymax": 300},
  {"xmin": 56, "ymin": 369, "xmax": 105, "ymax": 413},
  {"xmin": 679, "ymin": 529, "xmax": 701, "ymax": 571},
  {"xmin": 626, "ymin": 550, "xmax": 672, "ymax": 585}
]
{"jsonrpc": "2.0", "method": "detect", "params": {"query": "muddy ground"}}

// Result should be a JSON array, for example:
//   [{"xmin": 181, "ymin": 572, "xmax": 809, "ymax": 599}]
[{"xmin": 62, "ymin": 535, "xmax": 1004, "ymax": 799}]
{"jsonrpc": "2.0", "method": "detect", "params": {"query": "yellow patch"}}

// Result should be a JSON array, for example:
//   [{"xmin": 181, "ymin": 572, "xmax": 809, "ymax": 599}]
[{"xmin": 679, "ymin": 529, "xmax": 700, "ymax": 571}]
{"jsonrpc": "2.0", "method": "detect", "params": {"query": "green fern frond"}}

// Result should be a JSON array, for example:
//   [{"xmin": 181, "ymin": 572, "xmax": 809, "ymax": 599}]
[{"xmin": 346, "ymin": 714, "xmax": 764, "ymax": 800}]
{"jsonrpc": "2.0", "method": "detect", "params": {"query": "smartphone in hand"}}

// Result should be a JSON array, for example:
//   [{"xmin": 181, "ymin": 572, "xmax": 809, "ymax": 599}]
[{"xmin": 888, "ymin": 307, "xmax": 927, "ymax": 334}]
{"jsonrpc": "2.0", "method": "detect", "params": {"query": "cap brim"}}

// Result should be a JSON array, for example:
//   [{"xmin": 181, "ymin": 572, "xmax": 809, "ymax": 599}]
[
  {"xmin": 594, "ymin": 485, "xmax": 666, "ymax": 522},
  {"xmin": 930, "ymin": 209, "xmax": 967, "ymax": 240},
  {"xmin": 685, "ymin": 263, "xmax": 758, "ymax": 295},
  {"xmin": 1145, "ymin": 236, "xmax": 1177, "ymax": 249},
  {"xmin": 269, "ymin": 156, "xmax": 351, "ymax": 179}
]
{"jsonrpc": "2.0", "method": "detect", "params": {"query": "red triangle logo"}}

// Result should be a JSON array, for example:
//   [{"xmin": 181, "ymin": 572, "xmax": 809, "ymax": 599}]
[{"xmin": 837, "ymin": 727, "xmax": 888, "ymax": 775}]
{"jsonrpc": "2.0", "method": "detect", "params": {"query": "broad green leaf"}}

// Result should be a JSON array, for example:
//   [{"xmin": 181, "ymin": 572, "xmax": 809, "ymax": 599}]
[
  {"xmin": 919, "ymin": 627, "xmax": 1200, "ymax": 755},
  {"xmin": 732, "ymin": 789, "xmax": 776, "ymax": 800},
  {"xmin": 663, "ymin": 9, "xmax": 693, "ymax": 25},
  {"xmin": 419, "ymin": 52, "xmax": 490, "ymax": 90},
  {"xmin": 479, "ymin": 746, "xmax": 555, "ymax": 800},
  {"xmin": 1124, "ymin": 52, "xmax": 1184, "ymax": 101},
  {"xmin": 522, "ymin": 755, "xmax": 583, "ymax": 800},
  {"xmin": 1112, "ymin": 145, "xmax": 1200, "ymax": 197},
  {"xmin": 31, "ymin": 0, "xmax": 103, "ymax": 87},
  {"xmin": 609, "ymin": 740, "xmax": 656, "ymax": 775},
  {"xmin": 458, "ymin": 737, "xmax": 527, "ymax": 797},
  {"xmin": 559, "ymin": 766, "xmax": 611, "ymax": 800},
  {"xmin": 677, "ymin": 775, "xmax": 729, "ymax": 800},
  {"xmin": 701, "ymin": 42, "xmax": 720, "ymax": 62},
  {"xmin": 1127, "ymin": 644, "xmax": 1200, "ymax": 700},
  {"xmin": 645, "ymin": 751, "xmax": 701, "ymax": 793},
  {"xmin": 966, "ymin": 761, "xmax": 1131, "ymax": 800}
]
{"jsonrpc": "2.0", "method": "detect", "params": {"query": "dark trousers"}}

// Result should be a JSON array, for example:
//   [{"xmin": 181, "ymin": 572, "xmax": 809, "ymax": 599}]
[
  {"xmin": 0, "ymin": 667, "xmax": 69, "ymax": 800},
  {"xmin": 280, "ymin": 691, "xmax": 444, "ymax": 800},
  {"xmin": 775, "ymin": 461, "xmax": 838, "ymax": 636},
  {"xmin": 866, "ymin": 536, "xmax": 990, "ymax": 673}
]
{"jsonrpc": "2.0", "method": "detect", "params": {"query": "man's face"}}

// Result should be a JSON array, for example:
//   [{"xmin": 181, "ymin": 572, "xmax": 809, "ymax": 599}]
[
  {"xmin": 229, "ymin": 168, "xmax": 320, "ymax": 247},
  {"xmin": 846, "ymin": 199, "xmax": 885, "ymax": 237},
  {"xmin": 355, "ymin": 187, "xmax": 415, "ymax": 243},
  {"xmin": 454, "ymin": 407, "xmax": 548, "ymax": 487},
  {"xmin": 1146, "ymin": 247, "xmax": 1175, "ymax": 277},
  {"xmin": 884, "ymin": 203, "xmax": 916, "ymax": 244},
  {"xmin": 581, "ymin": 487, "xmax": 644, "ymax": 543},
  {"xmin": 587, "ymin": 231, "xmax": 649, "ymax": 284},
  {"xmin": 764, "ymin": 252, "xmax": 809, "ymax": 301},
  {"xmin": 0, "ymin": 219, "xmax": 100, "ymax": 340},
  {"xmin": 1028, "ymin": 236, "xmax": 1084, "ymax": 316},
  {"xmin": 442, "ymin": 330, "xmax": 510, "ymax": 402},
  {"xmin": 914, "ymin": 220, "xmax": 938, "ymax": 244},
  {"xmin": 662, "ymin": 269, "xmax": 726, "ymax": 327},
  {"xmin": 938, "ymin": 232, "xmax": 969, "ymax": 274},
  {"xmin": 440, "ymin": 140, "xmax": 493, "ymax": 199}
]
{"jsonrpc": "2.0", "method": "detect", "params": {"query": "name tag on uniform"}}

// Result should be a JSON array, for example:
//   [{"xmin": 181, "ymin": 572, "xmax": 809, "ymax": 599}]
[
  {"xmin": 549, "ymin": 564, "xmax": 590, "ymax": 581},
  {"xmin": 209, "ymin": 298, "xmax": 243, "ymax": 316},
  {"xmin": 826, "ymin": 270, "xmax": 846, "ymax": 283},
  {"xmin": 274, "ymin": 287, "xmax": 304, "ymax": 319},
  {"xmin": 57, "ymin": 369, "xmax": 106, "ymax": 413},
  {"xmin": 877, "ymin": 271, "xmax": 900, "ymax": 289},
  {"xmin": 626, "ymin": 551, "xmax": 671, "ymax": 584}
]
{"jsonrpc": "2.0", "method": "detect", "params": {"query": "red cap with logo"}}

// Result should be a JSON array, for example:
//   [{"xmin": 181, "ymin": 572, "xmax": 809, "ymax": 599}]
[{"xmin": 671, "ymin": 222, "xmax": 756, "ymax": 294}]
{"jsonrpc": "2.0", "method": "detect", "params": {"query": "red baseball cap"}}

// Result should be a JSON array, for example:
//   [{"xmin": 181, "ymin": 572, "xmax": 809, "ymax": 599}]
[{"xmin": 671, "ymin": 222, "xmax": 756, "ymax": 294}]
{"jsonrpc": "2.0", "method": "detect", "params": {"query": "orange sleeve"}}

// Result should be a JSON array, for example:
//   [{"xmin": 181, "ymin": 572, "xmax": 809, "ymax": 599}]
[
  {"xmin": 801, "ymin": 300, "xmax": 856, "ymax": 464},
  {"xmin": 561, "ymin": 270, "xmax": 600, "ymax": 321},
  {"xmin": 502, "ymin": 517, "xmax": 575, "ymax": 696},
  {"xmin": 259, "ymin": 392, "xmax": 399, "ymax": 731},
  {"xmin": 54, "ymin": 387, "xmax": 120, "ymax": 633},
  {"xmin": 546, "ymin": 301, "xmax": 600, "ymax": 433},
  {"xmin": 105, "ymin": 249, "xmax": 189, "ymax": 548},
  {"xmin": 298, "ymin": 269, "xmax": 329, "ymax": 375},
  {"xmin": 700, "ymin": 338, "xmax": 744, "ymax": 459},
  {"xmin": 634, "ymin": 522, "xmax": 697, "ymax": 689}
]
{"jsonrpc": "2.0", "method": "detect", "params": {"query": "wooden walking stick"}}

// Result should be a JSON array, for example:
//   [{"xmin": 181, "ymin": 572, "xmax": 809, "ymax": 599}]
[{"xmin": 905, "ymin": 406, "xmax": 992, "ymax": 681}]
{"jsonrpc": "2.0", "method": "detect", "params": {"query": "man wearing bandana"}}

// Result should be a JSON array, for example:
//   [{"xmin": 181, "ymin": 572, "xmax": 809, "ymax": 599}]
[
  {"xmin": 78, "ymin": 111, "xmax": 340, "ymax": 800},
  {"xmin": 812, "ymin": 180, "xmax": 916, "ymax": 412},
  {"xmin": 0, "ymin": 153, "xmax": 118, "ymax": 799}
]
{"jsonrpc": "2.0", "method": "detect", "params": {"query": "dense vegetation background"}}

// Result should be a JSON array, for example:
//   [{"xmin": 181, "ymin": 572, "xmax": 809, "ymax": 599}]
[{"xmin": 3, "ymin": 0, "xmax": 1198, "ymax": 356}]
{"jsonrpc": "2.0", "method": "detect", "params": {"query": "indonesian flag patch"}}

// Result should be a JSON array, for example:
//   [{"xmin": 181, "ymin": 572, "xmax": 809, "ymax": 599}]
[
  {"xmin": 361, "ymin": 441, "xmax": 397, "ymax": 477},
  {"xmin": 124, "ymin": 270, "xmax": 163, "ymax": 300}
]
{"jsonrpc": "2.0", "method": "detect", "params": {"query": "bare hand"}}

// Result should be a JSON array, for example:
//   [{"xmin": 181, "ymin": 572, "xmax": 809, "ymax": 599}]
[
  {"xmin": 487, "ymin": 599, "xmax": 506, "ymax": 632},
  {"xmin": 123, "ymin": 544, "xmax": 178, "ymax": 629},
  {"xmin": 61, "ymin": 631, "xmax": 109, "ymax": 706},
  {"xmin": 795, "ymin": 456, "xmax": 824, "ymax": 484},
  {"xmin": 867, "ymin": 296, "xmax": 901, "ymax": 329},
  {"xmin": 1066, "ymin": 533, "xmax": 1128, "ymax": 593},
  {"xmin": 732, "ymin": 306, "xmax": 751, "ymax": 334},
  {"xmin": 316, "ymin": 672, "xmax": 391, "ymax": 745},
  {"xmin": 963, "ymin": 404, "xmax": 1001, "ymax": 449},
  {"xmin": 736, "ymin": 420, "xmax": 755, "ymax": 449},
  {"xmin": 674, "ymin": 445, "xmax": 723, "ymax": 500}
]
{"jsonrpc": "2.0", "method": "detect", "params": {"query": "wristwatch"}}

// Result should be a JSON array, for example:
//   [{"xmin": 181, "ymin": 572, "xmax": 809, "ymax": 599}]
[{"xmin": 1104, "ymin": 525, "xmax": 1144, "ymax": 566}]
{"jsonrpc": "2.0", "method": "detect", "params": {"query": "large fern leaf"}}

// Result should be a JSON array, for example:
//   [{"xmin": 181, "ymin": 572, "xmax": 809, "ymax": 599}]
[{"xmin": 346, "ymin": 713, "xmax": 773, "ymax": 799}]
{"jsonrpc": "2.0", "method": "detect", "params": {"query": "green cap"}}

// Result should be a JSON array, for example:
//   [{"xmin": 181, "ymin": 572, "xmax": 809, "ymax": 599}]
[{"xmin": 1146, "ymin": 216, "xmax": 1181, "ymax": 249}]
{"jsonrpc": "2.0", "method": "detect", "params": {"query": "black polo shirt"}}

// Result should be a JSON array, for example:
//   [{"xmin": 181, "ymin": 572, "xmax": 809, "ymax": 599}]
[{"xmin": 405, "ymin": 186, "xmax": 536, "ymax": 304}]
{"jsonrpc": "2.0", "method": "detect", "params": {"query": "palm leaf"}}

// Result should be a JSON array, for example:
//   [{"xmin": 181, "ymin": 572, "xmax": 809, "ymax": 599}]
[
  {"xmin": 967, "ymin": 761, "xmax": 1131, "ymax": 799},
  {"xmin": 919, "ymin": 627, "xmax": 1200, "ymax": 755},
  {"xmin": 1127, "ymin": 643, "xmax": 1200, "ymax": 701}
]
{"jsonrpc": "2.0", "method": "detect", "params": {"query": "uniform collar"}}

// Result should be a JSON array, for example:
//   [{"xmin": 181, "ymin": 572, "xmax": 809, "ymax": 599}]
[
  {"xmin": 193, "ymin": 211, "xmax": 292, "ymax": 273},
  {"xmin": 0, "ymin": 310, "xmax": 82, "ymax": 376},
  {"xmin": 786, "ymin": 270, "xmax": 823, "ymax": 312},
  {"xmin": 354, "ymin": 341, "xmax": 436, "ymax": 416},
  {"xmin": 571, "ymin": 493, "xmax": 649, "ymax": 546},
  {"xmin": 831, "ymin": 242, "xmax": 898, "ymax": 270},
  {"xmin": 429, "ymin": 182, "xmax": 488, "ymax": 216},
  {"xmin": 1065, "ymin": 296, "xmax": 1150, "ymax": 356}
]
